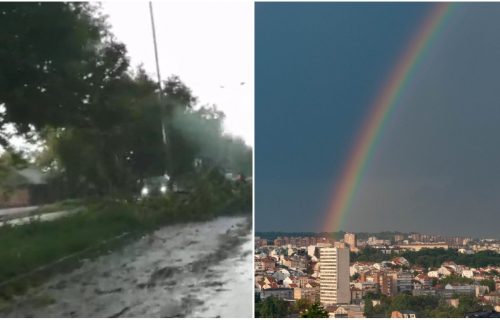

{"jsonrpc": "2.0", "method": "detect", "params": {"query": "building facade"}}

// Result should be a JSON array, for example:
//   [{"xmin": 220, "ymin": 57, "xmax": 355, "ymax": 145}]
[
  {"xmin": 397, "ymin": 271, "xmax": 413, "ymax": 293},
  {"xmin": 260, "ymin": 288, "xmax": 294, "ymax": 300},
  {"xmin": 320, "ymin": 247, "xmax": 350, "ymax": 306},
  {"xmin": 344, "ymin": 233, "xmax": 357, "ymax": 249}
]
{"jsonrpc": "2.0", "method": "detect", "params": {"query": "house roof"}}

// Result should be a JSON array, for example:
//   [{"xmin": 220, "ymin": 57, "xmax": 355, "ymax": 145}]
[
  {"xmin": 443, "ymin": 266, "xmax": 455, "ymax": 273},
  {"xmin": 392, "ymin": 257, "xmax": 409, "ymax": 265},
  {"xmin": 416, "ymin": 274, "xmax": 430, "ymax": 281},
  {"xmin": 2, "ymin": 166, "xmax": 47, "ymax": 187}
]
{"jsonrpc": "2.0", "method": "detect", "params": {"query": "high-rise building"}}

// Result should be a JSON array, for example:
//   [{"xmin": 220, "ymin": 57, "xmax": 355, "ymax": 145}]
[
  {"xmin": 394, "ymin": 234, "xmax": 405, "ymax": 243},
  {"xmin": 320, "ymin": 247, "xmax": 350, "ymax": 306},
  {"xmin": 379, "ymin": 272, "xmax": 395, "ymax": 297},
  {"xmin": 344, "ymin": 233, "xmax": 357, "ymax": 249},
  {"xmin": 409, "ymin": 233, "xmax": 422, "ymax": 242}
]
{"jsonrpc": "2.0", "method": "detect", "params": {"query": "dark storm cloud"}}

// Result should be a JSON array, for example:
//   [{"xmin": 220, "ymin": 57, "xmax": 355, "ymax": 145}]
[
  {"xmin": 256, "ymin": 3, "xmax": 500, "ymax": 238},
  {"xmin": 345, "ymin": 4, "xmax": 500, "ymax": 238}
]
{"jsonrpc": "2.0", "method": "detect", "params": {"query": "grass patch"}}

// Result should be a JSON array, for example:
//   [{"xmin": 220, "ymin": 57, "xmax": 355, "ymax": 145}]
[
  {"xmin": 0, "ymin": 180, "xmax": 251, "ymax": 300},
  {"xmin": 0, "ymin": 202, "xmax": 147, "ymax": 293}
]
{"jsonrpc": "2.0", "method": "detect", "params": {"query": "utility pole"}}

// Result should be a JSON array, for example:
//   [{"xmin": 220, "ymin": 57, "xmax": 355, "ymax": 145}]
[
  {"xmin": 149, "ymin": 2, "xmax": 173, "ymax": 187},
  {"xmin": 149, "ymin": 1, "xmax": 167, "ymax": 145}
]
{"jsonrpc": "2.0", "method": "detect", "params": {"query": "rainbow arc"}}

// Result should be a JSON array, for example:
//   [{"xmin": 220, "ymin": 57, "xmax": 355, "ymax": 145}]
[{"xmin": 324, "ymin": 3, "xmax": 454, "ymax": 232}]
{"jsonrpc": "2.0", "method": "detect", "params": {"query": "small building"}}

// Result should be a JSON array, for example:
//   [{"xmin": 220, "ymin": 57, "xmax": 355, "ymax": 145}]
[
  {"xmin": 446, "ymin": 298, "xmax": 460, "ymax": 308},
  {"xmin": 483, "ymin": 292, "xmax": 500, "ymax": 306},
  {"xmin": 391, "ymin": 310, "xmax": 417, "ymax": 318},
  {"xmin": 398, "ymin": 242, "xmax": 448, "ymax": 251},
  {"xmin": 462, "ymin": 270, "xmax": 475, "ymax": 279},
  {"xmin": 392, "ymin": 257, "xmax": 410, "ymax": 267},
  {"xmin": 346, "ymin": 305, "xmax": 365, "ymax": 318},
  {"xmin": 327, "ymin": 306, "xmax": 348, "ymax": 318},
  {"xmin": 260, "ymin": 287, "xmax": 293, "ymax": 300},
  {"xmin": 397, "ymin": 271, "xmax": 414, "ymax": 293},
  {"xmin": 294, "ymin": 286, "xmax": 320, "ymax": 304},
  {"xmin": 326, "ymin": 305, "xmax": 366, "ymax": 318},
  {"xmin": 440, "ymin": 284, "xmax": 475, "ymax": 298},
  {"xmin": 413, "ymin": 289, "xmax": 437, "ymax": 296},
  {"xmin": 350, "ymin": 287, "xmax": 363, "ymax": 305},
  {"xmin": 0, "ymin": 167, "xmax": 49, "ymax": 208}
]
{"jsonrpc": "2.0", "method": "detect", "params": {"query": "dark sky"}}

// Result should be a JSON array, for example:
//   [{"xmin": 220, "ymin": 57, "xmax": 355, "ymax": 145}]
[{"xmin": 255, "ymin": 3, "xmax": 500, "ymax": 238}]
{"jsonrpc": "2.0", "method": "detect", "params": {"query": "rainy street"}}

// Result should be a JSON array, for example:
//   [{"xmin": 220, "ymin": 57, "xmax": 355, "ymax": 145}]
[{"xmin": 0, "ymin": 216, "xmax": 253, "ymax": 318}]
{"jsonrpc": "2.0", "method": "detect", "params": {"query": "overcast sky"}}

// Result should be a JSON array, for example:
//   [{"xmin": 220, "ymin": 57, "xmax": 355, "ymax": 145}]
[
  {"xmin": 100, "ymin": 1, "xmax": 254, "ymax": 146},
  {"xmin": 255, "ymin": 3, "xmax": 500, "ymax": 238}
]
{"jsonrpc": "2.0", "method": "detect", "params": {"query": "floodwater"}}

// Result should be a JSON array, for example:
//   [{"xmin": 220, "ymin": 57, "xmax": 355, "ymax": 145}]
[{"xmin": 1, "ymin": 216, "xmax": 253, "ymax": 318}]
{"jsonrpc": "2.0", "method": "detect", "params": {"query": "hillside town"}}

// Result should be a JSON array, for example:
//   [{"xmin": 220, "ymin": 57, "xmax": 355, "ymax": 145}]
[{"xmin": 255, "ymin": 232, "xmax": 500, "ymax": 318}]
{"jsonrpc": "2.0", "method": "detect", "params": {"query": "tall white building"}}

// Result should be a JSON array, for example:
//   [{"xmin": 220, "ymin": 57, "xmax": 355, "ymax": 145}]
[
  {"xmin": 319, "ymin": 247, "xmax": 350, "ymax": 306},
  {"xmin": 344, "ymin": 232, "xmax": 357, "ymax": 249}
]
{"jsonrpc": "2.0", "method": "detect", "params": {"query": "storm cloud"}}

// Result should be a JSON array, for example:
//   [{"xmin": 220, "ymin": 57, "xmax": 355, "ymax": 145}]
[{"xmin": 256, "ymin": 3, "xmax": 500, "ymax": 238}]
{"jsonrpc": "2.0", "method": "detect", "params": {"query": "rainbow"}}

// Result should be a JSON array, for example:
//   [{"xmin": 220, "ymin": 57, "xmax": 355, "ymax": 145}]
[{"xmin": 324, "ymin": 3, "xmax": 454, "ymax": 232}]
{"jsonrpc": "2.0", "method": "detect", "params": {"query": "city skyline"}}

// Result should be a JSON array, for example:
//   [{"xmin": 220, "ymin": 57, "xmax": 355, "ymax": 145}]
[
  {"xmin": 256, "ymin": 230, "xmax": 498, "ymax": 241},
  {"xmin": 256, "ymin": 3, "xmax": 500, "ymax": 238}
]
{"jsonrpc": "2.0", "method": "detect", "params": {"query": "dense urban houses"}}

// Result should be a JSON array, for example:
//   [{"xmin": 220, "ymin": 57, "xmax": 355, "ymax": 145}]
[{"xmin": 255, "ymin": 232, "xmax": 500, "ymax": 318}]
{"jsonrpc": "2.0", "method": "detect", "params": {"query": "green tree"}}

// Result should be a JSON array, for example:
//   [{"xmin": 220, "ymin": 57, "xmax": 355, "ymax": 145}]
[
  {"xmin": 372, "ymin": 292, "xmax": 496, "ymax": 318},
  {"xmin": 0, "ymin": 2, "xmax": 252, "ymax": 206},
  {"xmin": 364, "ymin": 298, "xmax": 374, "ymax": 317},
  {"xmin": 454, "ymin": 294, "xmax": 492, "ymax": 317},
  {"xmin": 401, "ymin": 248, "xmax": 500, "ymax": 269},
  {"xmin": 296, "ymin": 299, "xmax": 312, "ymax": 313},
  {"xmin": 301, "ymin": 303, "xmax": 329, "ymax": 318},
  {"xmin": 0, "ymin": 151, "xmax": 28, "ymax": 192},
  {"xmin": 351, "ymin": 247, "xmax": 390, "ymax": 262},
  {"xmin": 479, "ymin": 279, "xmax": 495, "ymax": 292},
  {"xmin": 438, "ymin": 275, "xmax": 474, "ymax": 286},
  {"xmin": 37, "ymin": 68, "xmax": 167, "ymax": 196},
  {"xmin": 0, "ymin": 2, "xmax": 107, "ymax": 135},
  {"xmin": 255, "ymin": 296, "xmax": 289, "ymax": 318}
]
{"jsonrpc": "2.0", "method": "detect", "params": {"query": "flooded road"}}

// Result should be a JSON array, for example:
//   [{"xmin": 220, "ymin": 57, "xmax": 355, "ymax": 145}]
[{"xmin": 1, "ymin": 216, "xmax": 253, "ymax": 318}]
